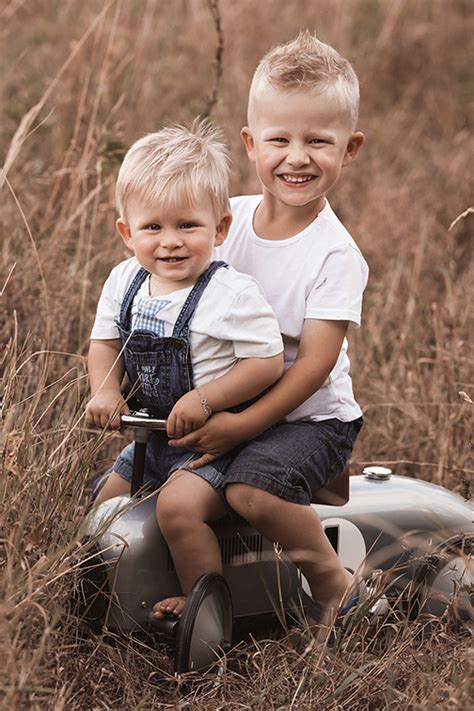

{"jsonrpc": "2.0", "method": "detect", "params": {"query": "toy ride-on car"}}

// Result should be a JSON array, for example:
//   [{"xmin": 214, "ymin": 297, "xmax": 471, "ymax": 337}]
[{"xmin": 78, "ymin": 411, "xmax": 473, "ymax": 674}]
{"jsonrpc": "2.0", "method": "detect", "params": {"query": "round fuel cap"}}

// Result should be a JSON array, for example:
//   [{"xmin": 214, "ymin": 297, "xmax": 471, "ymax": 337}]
[{"xmin": 363, "ymin": 466, "xmax": 392, "ymax": 480}]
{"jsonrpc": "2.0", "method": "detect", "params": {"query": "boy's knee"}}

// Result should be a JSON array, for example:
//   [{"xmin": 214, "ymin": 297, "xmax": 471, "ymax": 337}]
[
  {"xmin": 94, "ymin": 471, "xmax": 130, "ymax": 504},
  {"xmin": 156, "ymin": 478, "xmax": 198, "ymax": 532},
  {"xmin": 157, "ymin": 490, "xmax": 184, "ymax": 529},
  {"xmin": 225, "ymin": 483, "xmax": 272, "ymax": 525}
]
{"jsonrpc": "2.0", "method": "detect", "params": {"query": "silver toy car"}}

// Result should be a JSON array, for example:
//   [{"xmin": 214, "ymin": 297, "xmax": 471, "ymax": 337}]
[{"xmin": 78, "ymin": 412, "xmax": 473, "ymax": 674}]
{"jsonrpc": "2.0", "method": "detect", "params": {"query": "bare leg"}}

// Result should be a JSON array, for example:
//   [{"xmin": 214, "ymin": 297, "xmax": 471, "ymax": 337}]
[
  {"xmin": 94, "ymin": 471, "xmax": 130, "ymax": 504},
  {"xmin": 152, "ymin": 471, "xmax": 227, "ymax": 619},
  {"xmin": 225, "ymin": 484, "xmax": 353, "ymax": 628}
]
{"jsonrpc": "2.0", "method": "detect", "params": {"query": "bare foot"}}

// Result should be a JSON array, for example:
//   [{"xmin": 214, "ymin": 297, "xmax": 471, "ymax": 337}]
[{"xmin": 152, "ymin": 596, "xmax": 187, "ymax": 619}]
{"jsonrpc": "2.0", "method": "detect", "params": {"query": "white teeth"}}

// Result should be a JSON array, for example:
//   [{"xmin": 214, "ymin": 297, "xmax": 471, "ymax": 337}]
[{"xmin": 281, "ymin": 174, "xmax": 314, "ymax": 183}]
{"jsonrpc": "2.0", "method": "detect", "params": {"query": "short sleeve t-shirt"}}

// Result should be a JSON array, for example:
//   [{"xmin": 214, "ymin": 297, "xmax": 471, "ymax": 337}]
[
  {"xmin": 215, "ymin": 196, "xmax": 369, "ymax": 422},
  {"xmin": 91, "ymin": 258, "xmax": 284, "ymax": 388}
]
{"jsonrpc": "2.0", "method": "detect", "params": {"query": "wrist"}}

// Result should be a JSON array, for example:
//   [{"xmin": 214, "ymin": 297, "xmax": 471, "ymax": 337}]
[
  {"xmin": 194, "ymin": 386, "xmax": 213, "ymax": 420},
  {"xmin": 233, "ymin": 409, "xmax": 261, "ymax": 441},
  {"xmin": 90, "ymin": 386, "xmax": 122, "ymax": 399}
]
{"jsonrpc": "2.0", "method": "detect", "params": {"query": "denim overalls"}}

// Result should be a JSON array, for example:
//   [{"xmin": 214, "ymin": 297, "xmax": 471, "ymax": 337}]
[{"xmin": 116, "ymin": 260, "xmax": 227, "ymax": 417}]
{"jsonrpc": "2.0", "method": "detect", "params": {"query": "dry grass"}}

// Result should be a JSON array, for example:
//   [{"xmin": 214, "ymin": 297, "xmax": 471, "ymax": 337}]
[{"xmin": 1, "ymin": 0, "xmax": 473, "ymax": 708}]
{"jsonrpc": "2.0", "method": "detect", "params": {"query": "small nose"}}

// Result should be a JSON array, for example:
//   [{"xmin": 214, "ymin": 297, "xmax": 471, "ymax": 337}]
[
  {"xmin": 286, "ymin": 143, "xmax": 310, "ymax": 167},
  {"xmin": 160, "ymin": 229, "xmax": 183, "ymax": 248}
]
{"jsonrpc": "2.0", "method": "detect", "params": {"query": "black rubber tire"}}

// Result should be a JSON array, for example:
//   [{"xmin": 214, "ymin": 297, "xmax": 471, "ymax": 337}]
[{"xmin": 174, "ymin": 573, "xmax": 232, "ymax": 674}]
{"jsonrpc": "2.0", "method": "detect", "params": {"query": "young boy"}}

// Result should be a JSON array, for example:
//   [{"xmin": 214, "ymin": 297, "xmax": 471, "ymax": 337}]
[
  {"xmin": 85, "ymin": 119, "xmax": 284, "ymax": 612},
  {"xmin": 165, "ymin": 33, "xmax": 368, "ymax": 632}
]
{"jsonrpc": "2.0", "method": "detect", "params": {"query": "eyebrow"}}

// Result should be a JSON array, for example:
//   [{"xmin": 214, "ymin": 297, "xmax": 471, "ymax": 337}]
[{"xmin": 261, "ymin": 127, "xmax": 338, "ymax": 139}]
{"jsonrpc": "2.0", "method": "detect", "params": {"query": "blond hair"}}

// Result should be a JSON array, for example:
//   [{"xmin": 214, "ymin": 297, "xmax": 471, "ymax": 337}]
[
  {"xmin": 249, "ymin": 32, "xmax": 360, "ymax": 129},
  {"xmin": 116, "ymin": 118, "xmax": 231, "ymax": 219}
]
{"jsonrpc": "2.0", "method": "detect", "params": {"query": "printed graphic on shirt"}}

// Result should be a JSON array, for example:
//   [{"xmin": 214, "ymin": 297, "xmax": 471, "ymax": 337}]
[{"xmin": 133, "ymin": 298, "xmax": 171, "ymax": 336}]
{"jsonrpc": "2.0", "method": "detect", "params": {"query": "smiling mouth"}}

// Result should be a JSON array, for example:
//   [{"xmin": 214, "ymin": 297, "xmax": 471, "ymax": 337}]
[
  {"xmin": 159, "ymin": 257, "xmax": 188, "ymax": 263},
  {"xmin": 279, "ymin": 174, "xmax": 316, "ymax": 185}
]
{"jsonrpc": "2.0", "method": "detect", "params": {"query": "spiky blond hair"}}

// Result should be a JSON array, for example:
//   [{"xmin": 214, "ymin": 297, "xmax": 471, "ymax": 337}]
[
  {"xmin": 248, "ymin": 32, "xmax": 360, "ymax": 129},
  {"xmin": 116, "ymin": 118, "xmax": 231, "ymax": 219}
]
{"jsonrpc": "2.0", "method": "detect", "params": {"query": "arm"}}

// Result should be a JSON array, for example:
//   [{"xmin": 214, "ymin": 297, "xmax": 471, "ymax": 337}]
[
  {"xmin": 227, "ymin": 319, "xmax": 348, "ymax": 437},
  {"xmin": 166, "ymin": 353, "xmax": 284, "ymax": 438},
  {"xmin": 85, "ymin": 338, "xmax": 129, "ymax": 429},
  {"xmin": 169, "ymin": 319, "xmax": 348, "ymax": 462}
]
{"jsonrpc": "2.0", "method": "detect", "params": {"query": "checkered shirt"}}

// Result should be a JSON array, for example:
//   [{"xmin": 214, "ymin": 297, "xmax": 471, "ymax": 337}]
[{"xmin": 133, "ymin": 297, "xmax": 171, "ymax": 336}]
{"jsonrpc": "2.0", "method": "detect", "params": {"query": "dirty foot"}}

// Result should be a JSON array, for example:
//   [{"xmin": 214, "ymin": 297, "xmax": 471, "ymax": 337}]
[{"xmin": 152, "ymin": 596, "xmax": 187, "ymax": 619}]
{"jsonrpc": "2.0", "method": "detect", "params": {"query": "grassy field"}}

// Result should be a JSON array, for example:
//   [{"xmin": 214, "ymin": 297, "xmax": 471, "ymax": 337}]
[{"xmin": 1, "ymin": 0, "xmax": 473, "ymax": 708}]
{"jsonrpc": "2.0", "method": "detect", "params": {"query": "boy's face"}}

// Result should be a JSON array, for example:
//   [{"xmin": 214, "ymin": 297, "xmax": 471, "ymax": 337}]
[
  {"xmin": 116, "ymin": 192, "xmax": 231, "ymax": 294},
  {"xmin": 241, "ymin": 84, "xmax": 364, "ymax": 216}
]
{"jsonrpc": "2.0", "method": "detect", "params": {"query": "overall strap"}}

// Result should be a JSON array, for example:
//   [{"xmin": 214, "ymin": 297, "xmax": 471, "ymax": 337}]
[
  {"xmin": 119, "ymin": 266, "xmax": 148, "ymax": 329},
  {"xmin": 172, "ymin": 261, "xmax": 228, "ymax": 338}
]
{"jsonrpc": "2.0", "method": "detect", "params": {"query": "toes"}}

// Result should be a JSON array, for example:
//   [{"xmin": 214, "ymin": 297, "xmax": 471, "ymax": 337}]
[{"xmin": 152, "ymin": 596, "xmax": 186, "ymax": 618}]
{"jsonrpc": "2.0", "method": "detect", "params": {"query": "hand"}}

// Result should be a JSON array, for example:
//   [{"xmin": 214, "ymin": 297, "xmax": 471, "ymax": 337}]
[
  {"xmin": 166, "ymin": 390, "xmax": 210, "ymax": 439},
  {"xmin": 85, "ymin": 389, "xmax": 129, "ymax": 429},
  {"xmin": 168, "ymin": 411, "xmax": 252, "ymax": 467}
]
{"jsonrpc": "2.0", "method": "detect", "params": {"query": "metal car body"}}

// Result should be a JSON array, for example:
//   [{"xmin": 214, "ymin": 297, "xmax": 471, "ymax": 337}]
[{"xmin": 81, "ymin": 467, "xmax": 473, "ymax": 635}]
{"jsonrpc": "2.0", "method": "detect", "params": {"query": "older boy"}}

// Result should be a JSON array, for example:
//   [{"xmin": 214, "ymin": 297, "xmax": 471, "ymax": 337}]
[
  {"xmin": 168, "ymin": 33, "xmax": 368, "ymax": 632},
  {"xmin": 86, "ymin": 119, "xmax": 284, "ymax": 615}
]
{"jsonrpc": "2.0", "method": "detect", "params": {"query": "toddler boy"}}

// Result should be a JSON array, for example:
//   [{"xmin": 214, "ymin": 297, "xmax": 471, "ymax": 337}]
[{"xmin": 85, "ymin": 119, "xmax": 284, "ymax": 615}]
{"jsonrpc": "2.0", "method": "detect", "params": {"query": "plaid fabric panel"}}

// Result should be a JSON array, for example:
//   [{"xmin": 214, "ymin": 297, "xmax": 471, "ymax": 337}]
[{"xmin": 133, "ymin": 297, "xmax": 171, "ymax": 336}]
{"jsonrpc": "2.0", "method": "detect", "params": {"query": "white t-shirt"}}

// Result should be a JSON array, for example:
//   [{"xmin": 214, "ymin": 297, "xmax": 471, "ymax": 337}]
[
  {"xmin": 91, "ymin": 258, "xmax": 283, "ymax": 388},
  {"xmin": 215, "ymin": 195, "xmax": 369, "ymax": 422}
]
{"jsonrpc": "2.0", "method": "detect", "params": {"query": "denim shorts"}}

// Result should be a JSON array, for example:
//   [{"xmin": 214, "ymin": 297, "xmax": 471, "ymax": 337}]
[
  {"xmin": 222, "ymin": 417, "xmax": 363, "ymax": 506},
  {"xmin": 113, "ymin": 417, "xmax": 362, "ymax": 507},
  {"xmin": 113, "ymin": 430, "xmax": 237, "ymax": 502}
]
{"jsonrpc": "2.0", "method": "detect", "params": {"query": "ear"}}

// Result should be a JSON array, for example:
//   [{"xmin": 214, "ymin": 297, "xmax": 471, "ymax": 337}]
[
  {"xmin": 240, "ymin": 127, "xmax": 256, "ymax": 161},
  {"xmin": 116, "ymin": 218, "xmax": 133, "ymax": 249},
  {"xmin": 214, "ymin": 213, "xmax": 232, "ymax": 246},
  {"xmin": 342, "ymin": 131, "xmax": 365, "ymax": 167}
]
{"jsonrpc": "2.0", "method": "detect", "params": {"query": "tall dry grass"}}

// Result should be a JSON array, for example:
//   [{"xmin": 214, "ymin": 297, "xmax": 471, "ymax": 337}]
[{"xmin": 1, "ymin": 0, "xmax": 473, "ymax": 708}]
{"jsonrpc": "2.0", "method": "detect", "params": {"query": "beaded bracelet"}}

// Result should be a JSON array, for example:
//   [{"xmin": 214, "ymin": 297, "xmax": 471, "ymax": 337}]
[{"xmin": 195, "ymin": 387, "xmax": 213, "ymax": 419}]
